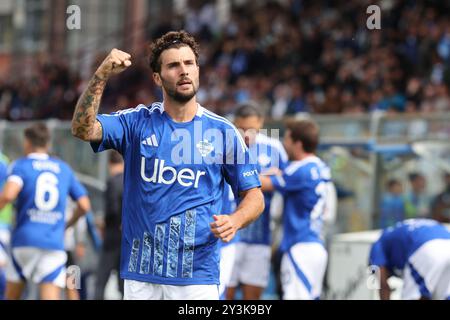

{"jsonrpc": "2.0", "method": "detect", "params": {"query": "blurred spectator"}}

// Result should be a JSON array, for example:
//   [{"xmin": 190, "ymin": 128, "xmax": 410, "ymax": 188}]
[
  {"xmin": 380, "ymin": 179, "xmax": 406, "ymax": 228},
  {"xmin": 404, "ymin": 172, "xmax": 431, "ymax": 219},
  {"xmin": 430, "ymin": 173, "xmax": 450, "ymax": 223}
]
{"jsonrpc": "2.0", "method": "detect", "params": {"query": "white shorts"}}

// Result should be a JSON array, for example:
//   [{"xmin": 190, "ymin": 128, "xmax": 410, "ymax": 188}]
[
  {"xmin": 281, "ymin": 242, "xmax": 328, "ymax": 300},
  {"xmin": 219, "ymin": 243, "xmax": 237, "ymax": 298},
  {"xmin": 228, "ymin": 242, "xmax": 271, "ymax": 288},
  {"xmin": 123, "ymin": 279, "xmax": 219, "ymax": 300},
  {"xmin": 402, "ymin": 239, "xmax": 450, "ymax": 300},
  {"xmin": 6, "ymin": 247, "xmax": 67, "ymax": 288}
]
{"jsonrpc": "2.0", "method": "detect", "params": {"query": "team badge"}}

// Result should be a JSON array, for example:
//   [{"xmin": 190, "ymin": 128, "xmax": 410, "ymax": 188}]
[{"xmin": 196, "ymin": 139, "xmax": 214, "ymax": 157}]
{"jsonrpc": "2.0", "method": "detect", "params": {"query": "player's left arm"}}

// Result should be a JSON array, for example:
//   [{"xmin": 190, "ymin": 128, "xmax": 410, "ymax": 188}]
[
  {"xmin": 0, "ymin": 180, "xmax": 21, "ymax": 210},
  {"xmin": 66, "ymin": 195, "xmax": 91, "ymax": 230},
  {"xmin": 210, "ymin": 187, "xmax": 264, "ymax": 243}
]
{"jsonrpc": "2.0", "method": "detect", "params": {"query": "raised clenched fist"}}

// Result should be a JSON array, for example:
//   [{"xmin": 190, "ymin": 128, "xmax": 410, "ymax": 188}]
[{"xmin": 95, "ymin": 48, "xmax": 132, "ymax": 80}]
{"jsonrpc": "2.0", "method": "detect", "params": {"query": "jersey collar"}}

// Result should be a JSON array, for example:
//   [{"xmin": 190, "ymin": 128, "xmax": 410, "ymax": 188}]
[
  {"xmin": 27, "ymin": 153, "xmax": 50, "ymax": 160},
  {"xmin": 159, "ymin": 102, "xmax": 204, "ymax": 118},
  {"xmin": 196, "ymin": 104, "xmax": 204, "ymax": 117}
]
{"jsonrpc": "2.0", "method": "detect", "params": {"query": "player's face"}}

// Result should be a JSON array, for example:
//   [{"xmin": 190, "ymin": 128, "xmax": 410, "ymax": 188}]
[
  {"xmin": 155, "ymin": 46, "xmax": 199, "ymax": 103},
  {"xmin": 234, "ymin": 116, "xmax": 263, "ymax": 147},
  {"xmin": 283, "ymin": 129, "xmax": 295, "ymax": 160}
]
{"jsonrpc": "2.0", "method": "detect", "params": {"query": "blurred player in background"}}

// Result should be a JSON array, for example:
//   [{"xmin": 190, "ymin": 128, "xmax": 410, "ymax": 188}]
[
  {"xmin": 71, "ymin": 30, "xmax": 264, "ymax": 300},
  {"xmin": 369, "ymin": 219, "xmax": 450, "ymax": 300},
  {"xmin": 259, "ymin": 119, "xmax": 333, "ymax": 300},
  {"xmin": 95, "ymin": 150, "xmax": 124, "ymax": 300},
  {"xmin": 227, "ymin": 103, "xmax": 287, "ymax": 300},
  {"xmin": 0, "ymin": 124, "xmax": 92, "ymax": 300}
]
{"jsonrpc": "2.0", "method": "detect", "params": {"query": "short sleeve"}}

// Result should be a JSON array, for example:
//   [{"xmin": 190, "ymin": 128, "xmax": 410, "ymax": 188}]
[
  {"xmin": 90, "ymin": 105, "xmax": 148, "ymax": 154},
  {"xmin": 90, "ymin": 113, "xmax": 128, "ymax": 154},
  {"xmin": 7, "ymin": 161, "xmax": 26, "ymax": 188}
]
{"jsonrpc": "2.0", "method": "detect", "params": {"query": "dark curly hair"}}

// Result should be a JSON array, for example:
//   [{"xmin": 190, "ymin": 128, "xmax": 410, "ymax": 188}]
[{"xmin": 149, "ymin": 30, "xmax": 200, "ymax": 73}]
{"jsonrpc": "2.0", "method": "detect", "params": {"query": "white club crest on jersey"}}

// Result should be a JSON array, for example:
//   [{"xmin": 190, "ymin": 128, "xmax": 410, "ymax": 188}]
[
  {"xmin": 142, "ymin": 134, "xmax": 159, "ymax": 147},
  {"xmin": 196, "ymin": 139, "xmax": 214, "ymax": 157}
]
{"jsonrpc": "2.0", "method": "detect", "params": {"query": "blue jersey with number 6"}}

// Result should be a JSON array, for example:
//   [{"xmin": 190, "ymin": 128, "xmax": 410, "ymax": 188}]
[{"xmin": 8, "ymin": 153, "xmax": 87, "ymax": 250}]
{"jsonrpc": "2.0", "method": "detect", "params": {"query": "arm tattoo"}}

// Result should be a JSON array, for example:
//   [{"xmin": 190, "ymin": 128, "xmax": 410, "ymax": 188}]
[{"xmin": 72, "ymin": 74, "xmax": 107, "ymax": 141}]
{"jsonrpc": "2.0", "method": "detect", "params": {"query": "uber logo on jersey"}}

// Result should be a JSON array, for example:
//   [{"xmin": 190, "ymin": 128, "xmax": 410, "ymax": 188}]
[{"xmin": 140, "ymin": 157, "xmax": 206, "ymax": 188}]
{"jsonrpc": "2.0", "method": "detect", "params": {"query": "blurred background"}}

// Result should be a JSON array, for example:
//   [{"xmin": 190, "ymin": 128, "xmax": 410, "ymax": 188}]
[{"xmin": 0, "ymin": 0, "xmax": 450, "ymax": 299}]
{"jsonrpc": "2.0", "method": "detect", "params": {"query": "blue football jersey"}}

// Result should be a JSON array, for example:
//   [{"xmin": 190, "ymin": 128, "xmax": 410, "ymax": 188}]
[
  {"xmin": 91, "ymin": 103, "xmax": 261, "ymax": 285},
  {"xmin": 369, "ymin": 219, "xmax": 450, "ymax": 277},
  {"xmin": 270, "ymin": 156, "xmax": 332, "ymax": 252},
  {"xmin": 240, "ymin": 133, "xmax": 287, "ymax": 245},
  {"xmin": 8, "ymin": 153, "xmax": 87, "ymax": 250}
]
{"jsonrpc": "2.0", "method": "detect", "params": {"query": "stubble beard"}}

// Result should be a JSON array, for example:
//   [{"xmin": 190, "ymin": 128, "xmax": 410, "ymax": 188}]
[{"xmin": 161, "ymin": 76, "xmax": 199, "ymax": 103}]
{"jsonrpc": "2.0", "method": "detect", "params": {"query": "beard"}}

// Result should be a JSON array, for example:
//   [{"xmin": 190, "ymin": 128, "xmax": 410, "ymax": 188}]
[{"xmin": 161, "ymin": 75, "xmax": 199, "ymax": 103}]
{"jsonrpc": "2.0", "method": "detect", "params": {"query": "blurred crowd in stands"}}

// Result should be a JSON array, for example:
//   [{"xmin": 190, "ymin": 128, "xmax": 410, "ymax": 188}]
[
  {"xmin": 380, "ymin": 172, "xmax": 450, "ymax": 228},
  {"xmin": 0, "ymin": 0, "xmax": 449, "ymax": 121}
]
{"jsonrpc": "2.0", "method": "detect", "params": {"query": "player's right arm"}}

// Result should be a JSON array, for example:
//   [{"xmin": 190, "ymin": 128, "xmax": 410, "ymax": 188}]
[
  {"xmin": 71, "ymin": 48, "xmax": 132, "ymax": 142},
  {"xmin": 0, "ymin": 180, "xmax": 21, "ymax": 210}
]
